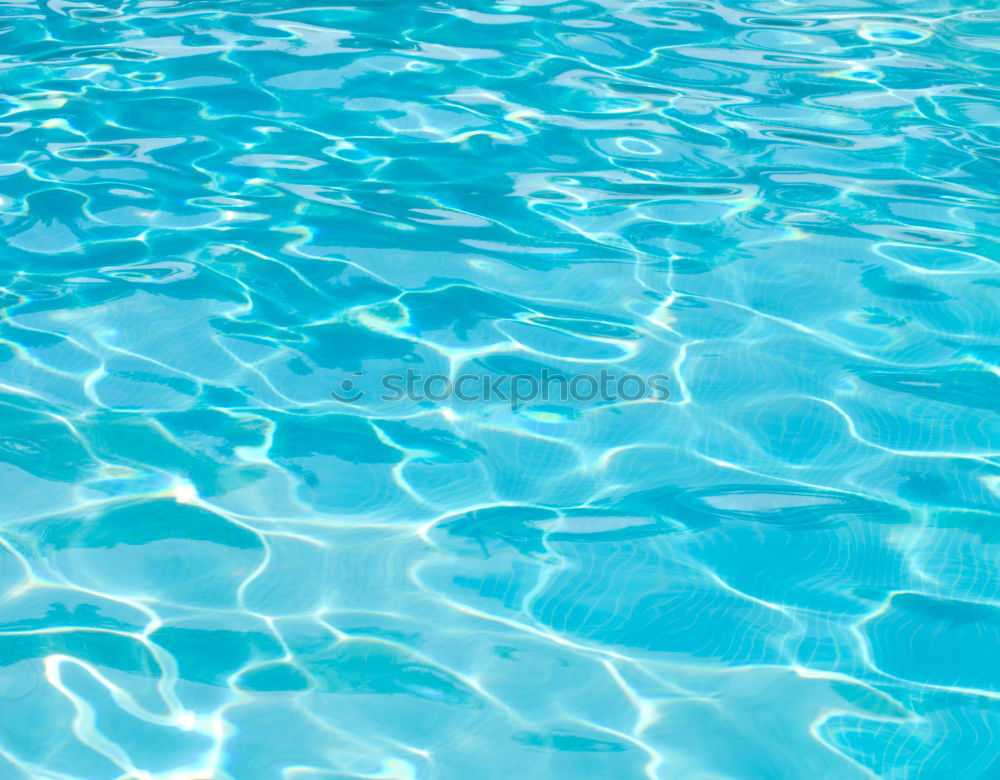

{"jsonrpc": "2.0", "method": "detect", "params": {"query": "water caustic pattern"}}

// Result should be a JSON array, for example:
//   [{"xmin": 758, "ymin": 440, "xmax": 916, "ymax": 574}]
[{"xmin": 0, "ymin": 0, "xmax": 998, "ymax": 776}]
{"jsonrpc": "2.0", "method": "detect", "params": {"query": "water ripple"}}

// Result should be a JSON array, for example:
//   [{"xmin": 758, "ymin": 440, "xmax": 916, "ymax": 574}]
[{"xmin": 0, "ymin": 0, "xmax": 998, "ymax": 777}]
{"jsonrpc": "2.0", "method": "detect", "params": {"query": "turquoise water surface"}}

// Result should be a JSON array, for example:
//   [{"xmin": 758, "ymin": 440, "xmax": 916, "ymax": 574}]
[{"xmin": 1, "ymin": 0, "xmax": 999, "ymax": 777}]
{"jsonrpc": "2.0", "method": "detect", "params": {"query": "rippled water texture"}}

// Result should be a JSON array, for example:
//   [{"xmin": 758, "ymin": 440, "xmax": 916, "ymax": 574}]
[{"xmin": 1, "ymin": 0, "xmax": 999, "ymax": 777}]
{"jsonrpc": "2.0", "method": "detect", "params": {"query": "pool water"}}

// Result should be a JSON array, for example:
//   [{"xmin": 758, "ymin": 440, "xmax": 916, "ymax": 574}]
[{"xmin": 1, "ymin": 0, "xmax": 999, "ymax": 777}]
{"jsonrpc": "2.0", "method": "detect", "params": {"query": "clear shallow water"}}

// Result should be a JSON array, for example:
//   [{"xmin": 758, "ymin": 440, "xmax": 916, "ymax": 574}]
[{"xmin": 1, "ymin": 0, "xmax": 999, "ymax": 777}]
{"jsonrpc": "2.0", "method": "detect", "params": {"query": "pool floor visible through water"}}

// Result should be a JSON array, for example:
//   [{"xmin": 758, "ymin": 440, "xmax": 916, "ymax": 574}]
[{"xmin": 0, "ymin": 1, "xmax": 998, "ymax": 778}]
